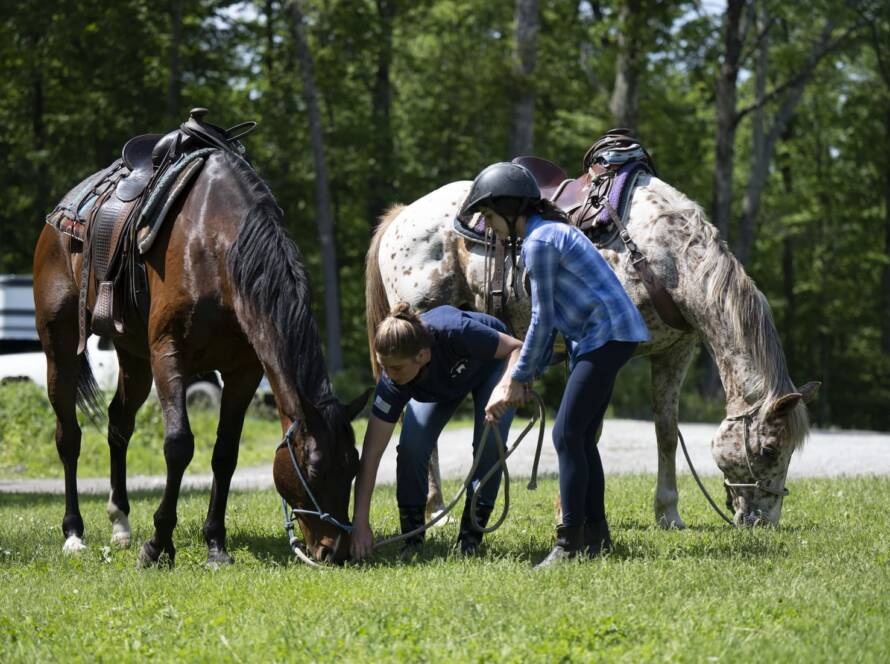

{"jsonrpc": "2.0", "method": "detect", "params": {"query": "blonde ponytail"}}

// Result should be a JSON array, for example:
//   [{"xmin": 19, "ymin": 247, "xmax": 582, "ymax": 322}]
[{"xmin": 373, "ymin": 302, "xmax": 433, "ymax": 358}]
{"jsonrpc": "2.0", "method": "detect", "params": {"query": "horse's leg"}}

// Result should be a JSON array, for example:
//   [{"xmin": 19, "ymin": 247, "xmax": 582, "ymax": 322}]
[
  {"xmin": 137, "ymin": 350, "xmax": 192, "ymax": 568},
  {"xmin": 46, "ymin": 350, "xmax": 87, "ymax": 553},
  {"xmin": 106, "ymin": 348, "xmax": 153, "ymax": 548},
  {"xmin": 203, "ymin": 364, "xmax": 262, "ymax": 566},
  {"xmin": 34, "ymin": 253, "xmax": 87, "ymax": 553},
  {"xmin": 425, "ymin": 448, "xmax": 447, "ymax": 523},
  {"xmin": 650, "ymin": 342, "xmax": 696, "ymax": 529}
]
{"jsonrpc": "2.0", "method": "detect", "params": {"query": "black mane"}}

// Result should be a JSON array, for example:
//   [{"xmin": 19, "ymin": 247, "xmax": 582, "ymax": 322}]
[{"xmin": 222, "ymin": 152, "xmax": 340, "ymax": 428}]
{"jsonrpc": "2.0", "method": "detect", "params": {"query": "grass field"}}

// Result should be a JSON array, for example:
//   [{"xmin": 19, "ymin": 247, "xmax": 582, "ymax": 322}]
[{"xmin": 2, "ymin": 475, "xmax": 889, "ymax": 662}]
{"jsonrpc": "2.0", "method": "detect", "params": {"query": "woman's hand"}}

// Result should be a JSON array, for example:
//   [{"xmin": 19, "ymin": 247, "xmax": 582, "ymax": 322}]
[
  {"xmin": 485, "ymin": 379, "xmax": 528, "ymax": 422},
  {"xmin": 350, "ymin": 519, "xmax": 374, "ymax": 561}
]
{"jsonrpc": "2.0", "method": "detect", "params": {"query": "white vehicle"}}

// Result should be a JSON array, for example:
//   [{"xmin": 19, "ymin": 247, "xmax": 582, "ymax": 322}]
[{"xmin": 0, "ymin": 274, "xmax": 226, "ymax": 409}]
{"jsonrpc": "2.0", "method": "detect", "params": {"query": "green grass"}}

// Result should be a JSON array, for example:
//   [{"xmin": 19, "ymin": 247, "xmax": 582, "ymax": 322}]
[
  {"xmin": 2, "ymin": 475, "xmax": 889, "ymax": 662},
  {"xmin": 0, "ymin": 381, "xmax": 498, "ymax": 479}
]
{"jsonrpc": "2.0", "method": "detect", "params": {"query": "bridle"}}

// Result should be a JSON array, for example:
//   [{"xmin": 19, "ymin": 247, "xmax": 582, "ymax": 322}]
[
  {"xmin": 277, "ymin": 418, "xmax": 353, "ymax": 566},
  {"xmin": 678, "ymin": 405, "xmax": 789, "ymax": 527},
  {"xmin": 723, "ymin": 406, "xmax": 790, "ymax": 499}
]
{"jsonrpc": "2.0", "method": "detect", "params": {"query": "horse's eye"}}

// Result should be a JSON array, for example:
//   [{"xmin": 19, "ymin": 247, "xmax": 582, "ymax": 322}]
[{"xmin": 760, "ymin": 445, "xmax": 779, "ymax": 460}]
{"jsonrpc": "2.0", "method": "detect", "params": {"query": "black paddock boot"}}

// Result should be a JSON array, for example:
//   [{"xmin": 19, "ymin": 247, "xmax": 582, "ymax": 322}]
[
  {"xmin": 456, "ymin": 499, "xmax": 494, "ymax": 556},
  {"xmin": 534, "ymin": 524, "xmax": 584, "ymax": 570},
  {"xmin": 398, "ymin": 505, "xmax": 426, "ymax": 558},
  {"xmin": 584, "ymin": 519, "xmax": 613, "ymax": 558}
]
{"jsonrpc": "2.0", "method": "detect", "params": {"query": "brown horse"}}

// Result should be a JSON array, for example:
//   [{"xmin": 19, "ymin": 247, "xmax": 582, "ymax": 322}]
[{"xmin": 34, "ymin": 149, "xmax": 367, "ymax": 566}]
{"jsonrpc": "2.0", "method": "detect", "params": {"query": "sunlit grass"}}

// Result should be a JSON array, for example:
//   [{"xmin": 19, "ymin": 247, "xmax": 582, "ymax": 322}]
[{"xmin": 2, "ymin": 475, "xmax": 889, "ymax": 661}]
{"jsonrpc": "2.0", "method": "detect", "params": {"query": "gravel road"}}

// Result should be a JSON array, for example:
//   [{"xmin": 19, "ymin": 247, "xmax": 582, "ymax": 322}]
[{"xmin": 1, "ymin": 418, "xmax": 887, "ymax": 495}]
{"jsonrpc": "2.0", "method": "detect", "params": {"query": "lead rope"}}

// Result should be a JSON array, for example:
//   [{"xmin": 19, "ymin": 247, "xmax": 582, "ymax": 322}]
[
  {"xmin": 677, "ymin": 428, "xmax": 736, "ymax": 526},
  {"xmin": 374, "ymin": 391, "xmax": 547, "ymax": 549}
]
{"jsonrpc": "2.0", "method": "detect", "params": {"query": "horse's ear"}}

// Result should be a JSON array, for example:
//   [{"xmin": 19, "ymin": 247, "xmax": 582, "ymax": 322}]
[
  {"xmin": 799, "ymin": 381, "xmax": 821, "ymax": 404},
  {"xmin": 768, "ymin": 392, "xmax": 802, "ymax": 418},
  {"xmin": 345, "ymin": 388, "xmax": 372, "ymax": 421}
]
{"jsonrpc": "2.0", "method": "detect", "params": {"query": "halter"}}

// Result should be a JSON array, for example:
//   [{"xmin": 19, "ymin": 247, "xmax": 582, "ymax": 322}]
[
  {"xmin": 678, "ymin": 405, "xmax": 789, "ymax": 527},
  {"xmin": 723, "ymin": 406, "xmax": 790, "ymax": 498},
  {"xmin": 277, "ymin": 418, "xmax": 353, "ymax": 566}
]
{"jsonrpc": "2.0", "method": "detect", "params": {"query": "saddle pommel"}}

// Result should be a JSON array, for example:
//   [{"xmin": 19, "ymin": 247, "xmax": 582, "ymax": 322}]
[{"xmin": 189, "ymin": 107, "xmax": 209, "ymax": 121}]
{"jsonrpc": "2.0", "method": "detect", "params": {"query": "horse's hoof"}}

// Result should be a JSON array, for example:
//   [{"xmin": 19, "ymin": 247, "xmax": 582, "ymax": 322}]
[
  {"xmin": 136, "ymin": 540, "xmax": 175, "ymax": 569},
  {"xmin": 656, "ymin": 513, "xmax": 687, "ymax": 530},
  {"xmin": 62, "ymin": 535, "xmax": 87, "ymax": 554},
  {"xmin": 207, "ymin": 547, "xmax": 235, "ymax": 567},
  {"xmin": 110, "ymin": 531, "xmax": 131, "ymax": 549}
]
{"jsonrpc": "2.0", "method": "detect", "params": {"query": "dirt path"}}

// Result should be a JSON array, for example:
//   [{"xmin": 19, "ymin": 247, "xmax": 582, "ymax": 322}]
[{"xmin": 2, "ymin": 418, "xmax": 887, "ymax": 495}]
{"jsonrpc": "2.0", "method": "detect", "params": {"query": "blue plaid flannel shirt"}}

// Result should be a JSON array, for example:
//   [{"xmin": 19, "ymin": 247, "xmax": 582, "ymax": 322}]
[{"xmin": 511, "ymin": 214, "xmax": 650, "ymax": 383}]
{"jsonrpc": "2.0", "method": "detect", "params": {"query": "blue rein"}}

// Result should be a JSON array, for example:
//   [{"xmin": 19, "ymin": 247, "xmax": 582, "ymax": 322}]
[{"xmin": 279, "ymin": 419, "xmax": 354, "ymax": 536}]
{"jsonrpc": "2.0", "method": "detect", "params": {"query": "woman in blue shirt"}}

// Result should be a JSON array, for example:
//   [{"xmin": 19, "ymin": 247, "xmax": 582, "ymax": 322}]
[
  {"xmin": 463, "ymin": 162, "xmax": 650, "ymax": 568},
  {"xmin": 350, "ymin": 302, "xmax": 524, "ymax": 560}
]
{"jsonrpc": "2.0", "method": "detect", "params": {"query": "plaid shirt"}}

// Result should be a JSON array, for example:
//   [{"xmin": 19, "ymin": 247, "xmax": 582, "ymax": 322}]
[{"xmin": 511, "ymin": 214, "xmax": 649, "ymax": 383}]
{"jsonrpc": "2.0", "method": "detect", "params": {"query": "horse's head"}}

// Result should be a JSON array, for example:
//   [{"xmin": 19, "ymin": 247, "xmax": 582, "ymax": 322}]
[
  {"xmin": 711, "ymin": 381, "xmax": 820, "ymax": 526},
  {"xmin": 273, "ymin": 389, "xmax": 371, "ymax": 563}
]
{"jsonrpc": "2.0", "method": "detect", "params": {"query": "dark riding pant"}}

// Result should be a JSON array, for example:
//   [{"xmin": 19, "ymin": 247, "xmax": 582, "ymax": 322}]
[
  {"xmin": 396, "ymin": 361, "xmax": 514, "ymax": 510},
  {"xmin": 552, "ymin": 340, "xmax": 638, "ymax": 528}
]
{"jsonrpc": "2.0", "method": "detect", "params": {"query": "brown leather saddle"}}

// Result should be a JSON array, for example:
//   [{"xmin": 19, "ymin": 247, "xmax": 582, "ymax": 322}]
[
  {"xmin": 53, "ymin": 107, "xmax": 258, "ymax": 352},
  {"xmin": 511, "ymin": 148, "xmax": 692, "ymax": 332}
]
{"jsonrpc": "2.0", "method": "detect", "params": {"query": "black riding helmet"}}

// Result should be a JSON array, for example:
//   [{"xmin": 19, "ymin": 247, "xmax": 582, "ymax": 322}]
[{"xmin": 461, "ymin": 162, "xmax": 541, "ymax": 226}]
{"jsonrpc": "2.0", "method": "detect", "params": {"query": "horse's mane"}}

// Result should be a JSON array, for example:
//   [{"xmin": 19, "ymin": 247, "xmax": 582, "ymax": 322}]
[
  {"xmin": 649, "ymin": 179, "xmax": 809, "ymax": 448},
  {"xmin": 222, "ymin": 152, "xmax": 340, "ymax": 429}
]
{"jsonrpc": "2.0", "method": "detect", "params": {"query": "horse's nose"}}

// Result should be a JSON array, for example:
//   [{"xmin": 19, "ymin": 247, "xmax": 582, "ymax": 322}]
[{"xmin": 316, "ymin": 544, "xmax": 335, "ymax": 563}]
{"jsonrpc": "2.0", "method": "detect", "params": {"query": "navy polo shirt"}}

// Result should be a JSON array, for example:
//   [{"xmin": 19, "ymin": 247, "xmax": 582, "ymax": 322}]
[{"xmin": 371, "ymin": 306, "xmax": 508, "ymax": 423}]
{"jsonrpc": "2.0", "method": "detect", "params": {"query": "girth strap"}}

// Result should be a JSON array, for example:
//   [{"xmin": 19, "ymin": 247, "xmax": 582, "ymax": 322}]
[{"xmin": 596, "ymin": 202, "xmax": 692, "ymax": 332}]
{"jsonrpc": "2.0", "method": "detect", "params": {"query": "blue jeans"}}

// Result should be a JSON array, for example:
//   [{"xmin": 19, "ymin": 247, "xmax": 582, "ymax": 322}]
[
  {"xmin": 395, "ymin": 362, "xmax": 514, "ymax": 510},
  {"xmin": 552, "ymin": 340, "xmax": 638, "ymax": 527}
]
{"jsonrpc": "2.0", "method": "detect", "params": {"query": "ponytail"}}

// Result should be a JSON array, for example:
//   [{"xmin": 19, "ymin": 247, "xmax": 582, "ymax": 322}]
[{"xmin": 373, "ymin": 302, "xmax": 433, "ymax": 358}]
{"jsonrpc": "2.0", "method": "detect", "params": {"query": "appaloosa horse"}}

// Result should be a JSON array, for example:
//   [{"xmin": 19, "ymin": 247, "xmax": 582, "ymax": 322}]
[
  {"xmin": 34, "ymin": 149, "xmax": 367, "ymax": 565},
  {"xmin": 366, "ymin": 176, "xmax": 819, "ymax": 528}
]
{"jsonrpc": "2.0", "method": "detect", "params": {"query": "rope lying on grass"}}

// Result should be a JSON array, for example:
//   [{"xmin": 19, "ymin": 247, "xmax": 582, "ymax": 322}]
[{"xmin": 280, "ymin": 391, "xmax": 547, "ymax": 564}]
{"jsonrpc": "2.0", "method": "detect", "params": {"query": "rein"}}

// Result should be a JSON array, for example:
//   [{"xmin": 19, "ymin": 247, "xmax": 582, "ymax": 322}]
[
  {"xmin": 278, "ymin": 418, "xmax": 353, "ymax": 567},
  {"xmin": 677, "ymin": 407, "xmax": 790, "ymax": 527},
  {"xmin": 374, "ymin": 391, "xmax": 547, "ymax": 549},
  {"xmin": 279, "ymin": 393, "xmax": 547, "ymax": 564}
]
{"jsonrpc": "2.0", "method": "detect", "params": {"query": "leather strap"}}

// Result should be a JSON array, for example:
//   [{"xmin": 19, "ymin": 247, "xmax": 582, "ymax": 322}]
[
  {"xmin": 491, "ymin": 237, "xmax": 506, "ymax": 319},
  {"xmin": 602, "ymin": 202, "xmax": 692, "ymax": 332}
]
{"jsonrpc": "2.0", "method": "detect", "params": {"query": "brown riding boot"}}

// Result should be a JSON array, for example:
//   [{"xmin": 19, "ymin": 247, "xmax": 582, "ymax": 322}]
[
  {"xmin": 456, "ymin": 499, "xmax": 494, "ymax": 556},
  {"xmin": 584, "ymin": 518, "xmax": 612, "ymax": 558},
  {"xmin": 534, "ymin": 524, "xmax": 584, "ymax": 569}
]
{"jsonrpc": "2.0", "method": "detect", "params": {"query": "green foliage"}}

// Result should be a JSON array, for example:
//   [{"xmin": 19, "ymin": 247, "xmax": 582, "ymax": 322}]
[
  {"xmin": 2, "ymin": 476, "xmax": 890, "ymax": 660},
  {"xmin": 1, "ymin": 0, "xmax": 888, "ymax": 429}
]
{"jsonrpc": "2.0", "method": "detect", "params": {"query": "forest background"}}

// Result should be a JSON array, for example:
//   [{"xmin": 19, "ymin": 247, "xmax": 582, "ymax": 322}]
[{"xmin": 1, "ymin": 0, "xmax": 888, "ymax": 431}]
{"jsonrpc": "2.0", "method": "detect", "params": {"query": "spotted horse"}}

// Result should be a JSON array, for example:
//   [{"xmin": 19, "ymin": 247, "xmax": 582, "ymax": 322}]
[{"xmin": 365, "ymin": 166, "xmax": 819, "ymax": 528}]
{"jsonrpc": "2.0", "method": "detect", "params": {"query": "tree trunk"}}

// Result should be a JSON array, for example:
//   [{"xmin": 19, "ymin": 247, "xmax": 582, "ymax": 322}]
[
  {"xmin": 736, "ymin": 13, "xmax": 842, "ymax": 266},
  {"xmin": 367, "ymin": 0, "xmax": 396, "ymax": 227},
  {"xmin": 883, "ymin": 103, "xmax": 890, "ymax": 355},
  {"xmin": 780, "ymin": 137, "xmax": 795, "ymax": 374},
  {"xmin": 264, "ymin": 0, "xmax": 276, "ymax": 76},
  {"xmin": 736, "ymin": 3, "xmax": 767, "ymax": 267},
  {"xmin": 508, "ymin": 0, "xmax": 539, "ymax": 158},
  {"xmin": 711, "ymin": 0, "xmax": 746, "ymax": 243},
  {"xmin": 609, "ymin": 0, "xmax": 643, "ymax": 130},
  {"xmin": 167, "ymin": 0, "xmax": 182, "ymax": 123},
  {"xmin": 287, "ymin": 0, "xmax": 343, "ymax": 374}
]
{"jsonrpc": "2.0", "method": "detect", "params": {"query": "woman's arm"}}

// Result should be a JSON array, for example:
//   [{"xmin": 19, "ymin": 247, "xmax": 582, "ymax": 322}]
[
  {"xmin": 485, "ymin": 333, "xmax": 527, "ymax": 422},
  {"xmin": 350, "ymin": 414, "xmax": 397, "ymax": 560}
]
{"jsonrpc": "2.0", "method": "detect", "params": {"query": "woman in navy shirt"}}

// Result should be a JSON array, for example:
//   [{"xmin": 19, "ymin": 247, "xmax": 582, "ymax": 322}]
[{"xmin": 350, "ymin": 302, "xmax": 524, "ymax": 560}]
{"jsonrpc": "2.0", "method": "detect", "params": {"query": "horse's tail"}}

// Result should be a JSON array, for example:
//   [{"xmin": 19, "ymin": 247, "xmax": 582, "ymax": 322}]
[
  {"xmin": 76, "ymin": 350, "xmax": 106, "ymax": 425},
  {"xmin": 365, "ymin": 204, "xmax": 404, "ymax": 379}
]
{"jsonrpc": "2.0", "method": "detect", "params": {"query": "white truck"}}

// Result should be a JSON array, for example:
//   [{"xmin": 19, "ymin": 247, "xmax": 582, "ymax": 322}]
[{"xmin": 0, "ymin": 274, "xmax": 227, "ymax": 408}]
